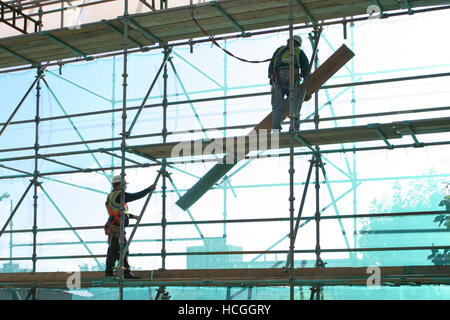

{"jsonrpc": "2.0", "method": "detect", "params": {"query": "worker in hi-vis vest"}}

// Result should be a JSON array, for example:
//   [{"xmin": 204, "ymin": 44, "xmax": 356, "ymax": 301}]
[
  {"xmin": 268, "ymin": 35, "xmax": 310, "ymax": 131},
  {"xmin": 104, "ymin": 175, "xmax": 156, "ymax": 278}
]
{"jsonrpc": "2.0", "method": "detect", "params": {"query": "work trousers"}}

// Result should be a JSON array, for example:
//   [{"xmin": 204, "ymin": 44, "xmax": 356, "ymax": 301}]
[
  {"xmin": 105, "ymin": 234, "xmax": 130, "ymax": 274},
  {"xmin": 271, "ymin": 68, "xmax": 301, "ymax": 131}
]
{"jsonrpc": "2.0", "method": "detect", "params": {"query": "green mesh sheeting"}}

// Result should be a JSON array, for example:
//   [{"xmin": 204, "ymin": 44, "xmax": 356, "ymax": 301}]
[{"xmin": 1, "ymin": 285, "xmax": 449, "ymax": 300}]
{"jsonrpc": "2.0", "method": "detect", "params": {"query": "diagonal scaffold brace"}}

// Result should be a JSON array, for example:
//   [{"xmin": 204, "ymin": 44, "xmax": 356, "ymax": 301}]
[
  {"xmin": 0, "ymin": 66, "xmax": 47, "ymax": 138},
  {"xmin": 126, "ymin": 47, "xmax": 172, "ymax": 136},
  {"xmin": 284, "ymin": 153, "xmax": 316, "ymax": 269},
  {"xmin": 0, "ymin": 179, "xmax": 34, "ymax": 238},
  {"xmin": 155, "ymin": 285, "xmax": 170, "ymax": 300},
  {"xmin": 122, "ymin": 163, "xmax": 167, "ymax": 254}
]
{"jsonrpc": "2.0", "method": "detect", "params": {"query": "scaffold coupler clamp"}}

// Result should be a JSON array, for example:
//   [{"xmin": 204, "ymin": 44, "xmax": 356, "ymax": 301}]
[
  {"xmin": 159, "ymin": 166, "xmax": 169, "ymax": 177},
  {"xmin": 115, "ymin": 266, "xmax": 126, "ymax": 273},
  {"xmin": 315, "ymin": 257, "xmax": 326, "ymax": 268},
  {"xmin": 31, "ymin": 177, "xmax": 41, "ymax": 187}
]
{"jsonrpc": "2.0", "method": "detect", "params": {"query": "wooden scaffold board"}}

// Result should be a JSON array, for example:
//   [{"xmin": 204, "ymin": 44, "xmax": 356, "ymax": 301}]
[
  {"xmin": 0, "ymin": 0, "xmax": 448, "ymax": 69},
  {"xmin": 132, "ymin": 117, "xmax": 450, "ymax": 160},
  {"xmin": 0, "ymin": 265, "xmax": 449, "ymax": 288}
]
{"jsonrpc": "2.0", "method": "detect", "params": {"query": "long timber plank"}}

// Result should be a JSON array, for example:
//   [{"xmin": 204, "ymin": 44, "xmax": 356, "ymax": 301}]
[
  {"xmin": 0, "ymin": 266, "xmax": 448, "ymax": 288},
  {"xmin": 254, "ymin": 44, "xmax": 355, "ymax": 132},
  {"xmin": 174, "ymin": 44, "xmax": 354, "ymax": 210},
  {"xmin": 0, "ymin": 0, "xmax": 449, "ymax": 69}
]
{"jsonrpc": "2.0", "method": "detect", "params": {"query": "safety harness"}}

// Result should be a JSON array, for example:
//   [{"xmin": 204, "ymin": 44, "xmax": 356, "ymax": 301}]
[
  {"xmin": 105, "ymin": 190, "xmax": 129, "ymax": 237},
  {"xmin": 271, "ymin": 45, "xmax": 303, "ymax": 80}
]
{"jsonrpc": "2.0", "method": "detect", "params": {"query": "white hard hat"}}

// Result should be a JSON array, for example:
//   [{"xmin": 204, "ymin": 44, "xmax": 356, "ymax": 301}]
[
  {"xmin": 112, "ymin": 175, "xmax": 127, "ymax": 185},
  {"xmin": 292, "ymin": 35, "xmax": 302, "ymax": 46}
]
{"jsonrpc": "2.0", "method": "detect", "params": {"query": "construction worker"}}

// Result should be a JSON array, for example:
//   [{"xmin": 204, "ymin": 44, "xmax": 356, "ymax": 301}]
[
  {"xmin": 268, "ymin": 35, "xmax": 310, "ymax": 131},
  {"xmin": 104, "ymin": 175, "xmax": 156, "ymax": 278}
]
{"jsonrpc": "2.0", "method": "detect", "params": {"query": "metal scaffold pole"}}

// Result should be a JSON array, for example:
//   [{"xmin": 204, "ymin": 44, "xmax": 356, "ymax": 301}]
[
  {"xmin": 32, "ymin": 66, "xmax": 42, "ymax": 275},
  {"xmin": 287, "ymin": 6, "xmax": 322, "ymax": 298},
  {"xmin": 9, "ymin": 200, "xmax": 13, "ymax": 264},
  {"xmin": 350, "ymin": 20, "xmax": 358, "ymax": 252},
  {"xmin": 161, "ymin": 45, "xmax": 169, "ymax": 271},
  {"xmin": 312, "ymin": 28, "xmax": 323, "ymax": 299},
  {"xmin": 312, "ymin": 149, "xmax": 323, "ymax": 298},
  {"xmin": 288, "ymin": 0, "xmax": 295, "ymax": 301},
  {"xmin": 111, "ymin": 56, "xmax": 117, "ymax": 179},
  {"xmin": 119, "ymin": 0, "xmax": 129, "ymax": 301},
  {"xmin": 312, "ymin": 35, "xmax": 319, "ymax": 131},
  {"xmin": 223, "ymin": 39, "xmax": 228, "ymax": 241}
]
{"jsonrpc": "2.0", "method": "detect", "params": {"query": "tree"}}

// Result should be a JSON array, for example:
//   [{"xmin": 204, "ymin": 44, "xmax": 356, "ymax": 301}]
[
  {"xmin": 357, "ymin": 170, "xmax": 449, "ymax": 266},
  {"xmin": 78, "ymin": 263, "xmax": 106, "ymax": 272},
  {"xmin": 427, "ymin": 195, "xmax": 450, "ymax": 266}
]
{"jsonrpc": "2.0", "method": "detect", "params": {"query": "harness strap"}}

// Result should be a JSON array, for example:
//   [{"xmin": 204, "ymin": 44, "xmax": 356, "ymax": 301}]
[{"xmin": 271, "ymin": 46, "xmax": 302, "ymax": 82}]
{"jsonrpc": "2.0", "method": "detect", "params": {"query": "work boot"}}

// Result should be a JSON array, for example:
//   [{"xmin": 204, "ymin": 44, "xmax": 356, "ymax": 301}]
[
  {"xmin": 104, "ymin": 271, "xmax": 117, "ymax": 278},
  {"xmin": 124, "ymin": 270, "xmax": 140, "ymax": 279}
]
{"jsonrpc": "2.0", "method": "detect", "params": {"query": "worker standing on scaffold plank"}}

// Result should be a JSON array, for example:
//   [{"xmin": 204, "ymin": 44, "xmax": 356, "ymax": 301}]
[
  {"xmin": 104, "ymin": 175, "xmax": 156, "ymax": 279},
  {"xmin": 268, "ymin": 35, "xmax": 310, "ymax": 131}
]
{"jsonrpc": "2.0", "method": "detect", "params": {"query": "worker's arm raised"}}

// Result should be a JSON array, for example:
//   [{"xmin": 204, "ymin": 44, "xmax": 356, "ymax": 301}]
[
  {"xmin": 124, "ymin": 185, "xmax": 156, "ymax": 202},
  {"xmin": 124, "ymin": 185, "xmax": 156, "ymax": 220}
]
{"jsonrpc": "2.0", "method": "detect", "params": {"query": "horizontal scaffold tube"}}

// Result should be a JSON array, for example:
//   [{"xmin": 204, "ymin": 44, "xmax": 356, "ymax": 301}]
[
  {"xmin": 1, "ymin": 103, "xmax": 449, "ymax": 156},
  {"xmin": 0, "ymin": 140, "xmax": 450, "ymax": 180},
  {"xmin": 0, "ymin": 211, "xmax": 446, "ymax": 235},
  {"xmin": 2, "ymin": 245, "xmax": 450, "ymax": 262},
  {"xmin": 2, "ymin": 72, "xmax": 448, "ymax": 130}
]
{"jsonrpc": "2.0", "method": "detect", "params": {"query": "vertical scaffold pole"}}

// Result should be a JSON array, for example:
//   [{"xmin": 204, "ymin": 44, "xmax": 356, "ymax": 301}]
[
  {"xmin": 314, "ymin": 152, "xmax": 321, "ymax": 265},
  {"xmin": 312, "ymin": 149, "xmax": 322, "ymax": 298},
  {"xmin": 9, "ymin": 200, "xmax": 13, "ymax": 264},
  {"xmin": 111, "ymin": 57, "xmax": 117, "ymax": 180},
  {"xmin": 309, "ymin": 27, "xmax": 324, "ymax": 299},
  {"xmin": 161, "ymin": 45, "xmax": 169, "ymax": 271},
  {"xmin": 313, "ymin": 33, "xmax": 319, "ymax": 131},
  {"xmin": 288, "ymin": 0, "xmax": 295, "ymax": 301},
  {"xmin": 350, "ymin": 20, "xmax": 358, "ymax": 252},
  {"xmin": 119, "ymin": 0, "xmax": 129, "ymax": 301},
  {"xmin": 223, "ymin": 39, "xmax": 228, "ymax": 240},
  {"xmin": 32, "ymin": 66, "xmax": 41, "ymax": 274},
  {"xmin": 313, "ymin": 29, "xmax": 321, "ymax": 268}
]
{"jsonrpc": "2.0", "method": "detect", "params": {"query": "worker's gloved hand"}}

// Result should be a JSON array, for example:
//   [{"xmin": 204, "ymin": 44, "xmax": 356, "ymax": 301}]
[
  {"xmin": 149, "ymin": 184, "xmax": 156, "ymax": 192},
  {"xmin": 305, "ymin": 94, "xmax": 312, "ymax": 102}
]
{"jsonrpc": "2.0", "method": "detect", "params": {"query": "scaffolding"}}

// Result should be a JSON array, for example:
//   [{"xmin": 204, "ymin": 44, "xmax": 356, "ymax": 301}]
[{"xmin": 0, "ymin": 0, "xmax": 450, "ymax": 300}]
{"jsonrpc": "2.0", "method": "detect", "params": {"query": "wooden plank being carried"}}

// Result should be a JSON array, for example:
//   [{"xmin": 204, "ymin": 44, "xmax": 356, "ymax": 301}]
[
  {"xmin": 254, "ymin": 44, "xmax": 355, "ymax": 132},
  {"xmin": 174, "ymin": 44, "xmax": 354, "ymax": 211}
]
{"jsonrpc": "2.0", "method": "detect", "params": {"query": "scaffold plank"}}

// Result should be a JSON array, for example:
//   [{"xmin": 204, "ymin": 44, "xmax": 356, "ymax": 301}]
[
  {"xmin": 0, "ymin": 0, "xmax": 448, "ymax": 69},
  {"xmin": 0, "ymin": 266, "xmax": 448, "ymax": 288},
  {"xmin": 132, "ymin": 117, "xmax": 450, "ymax": 160}
]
